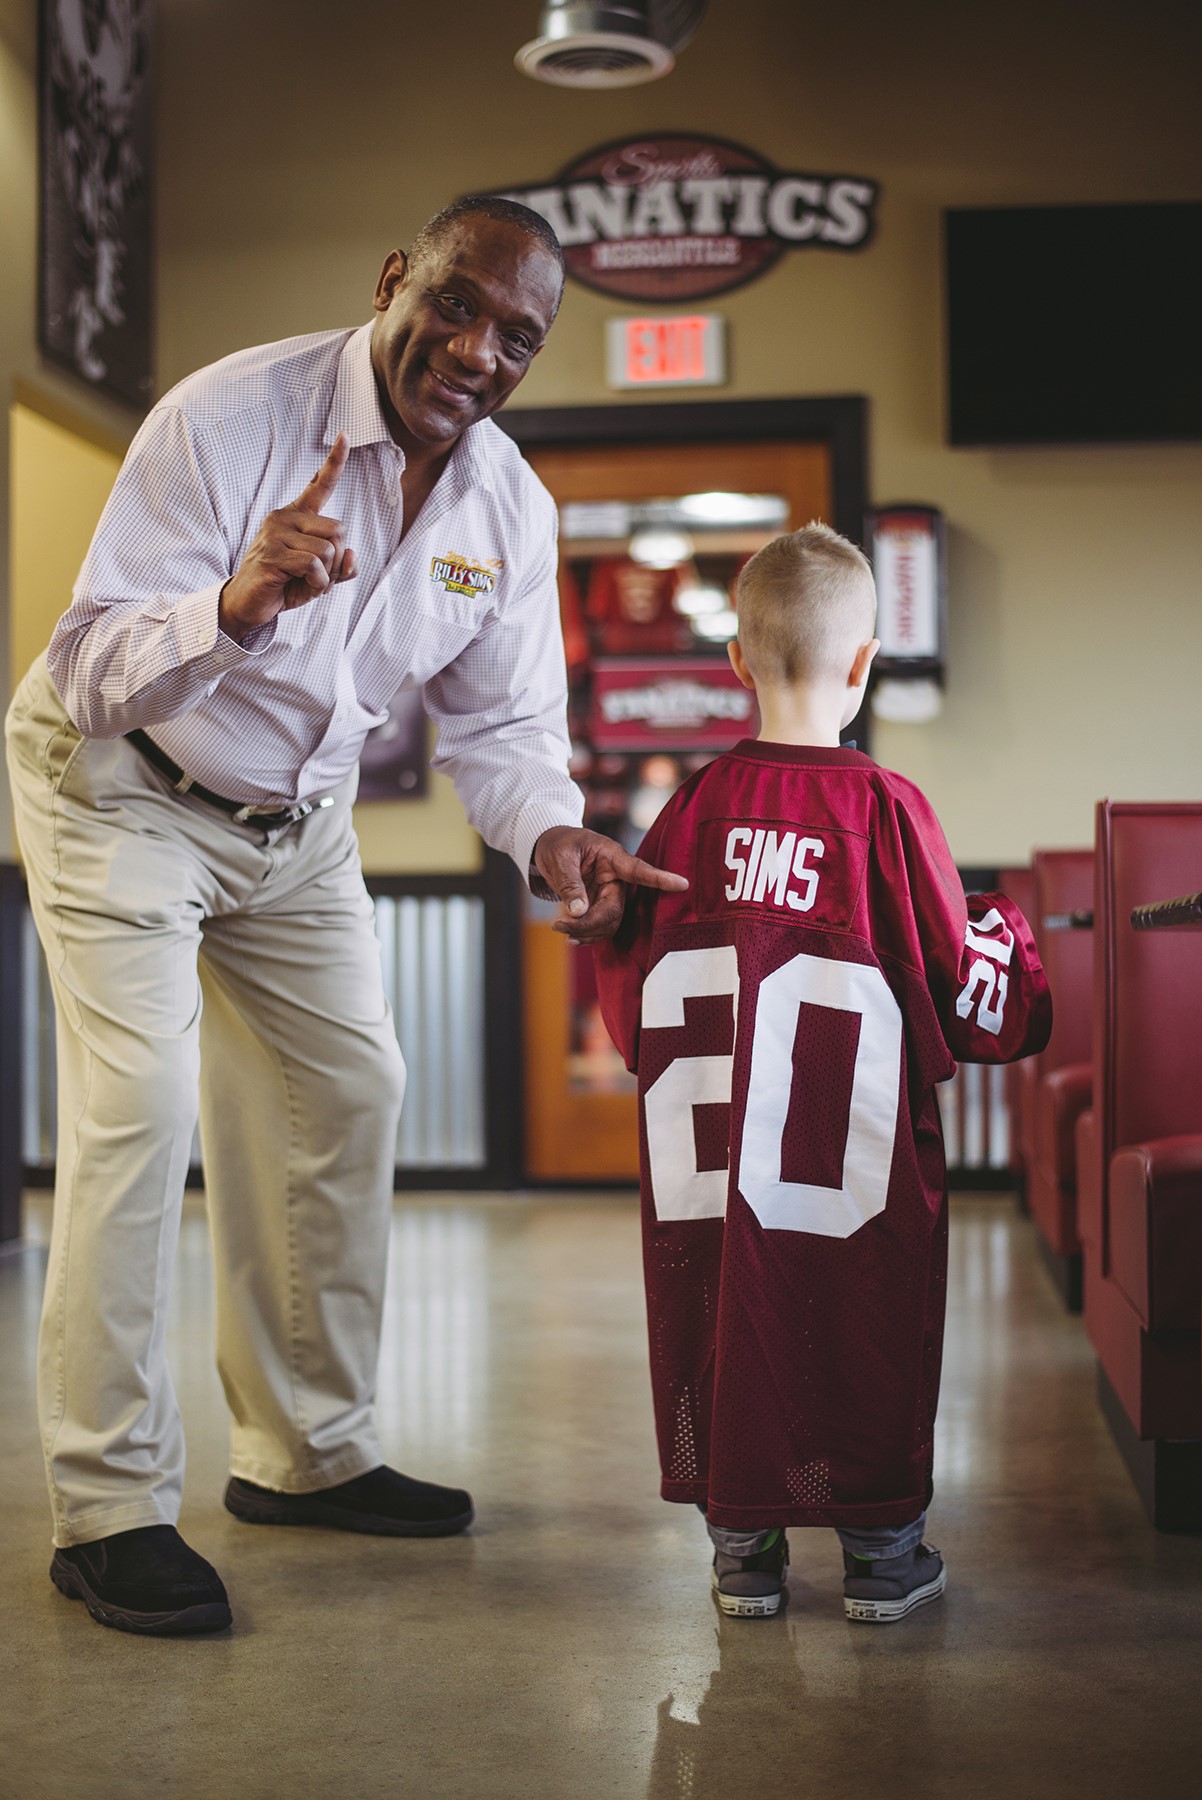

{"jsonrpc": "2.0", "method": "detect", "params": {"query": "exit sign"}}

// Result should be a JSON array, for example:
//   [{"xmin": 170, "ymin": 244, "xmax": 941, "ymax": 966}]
[{"xmin": 606, "ymin": 314, "xmax": 726, "ymax": 389}]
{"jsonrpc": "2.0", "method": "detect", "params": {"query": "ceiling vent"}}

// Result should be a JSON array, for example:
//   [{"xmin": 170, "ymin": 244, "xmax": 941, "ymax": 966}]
[{"xmin": 516, "ymin": 2, "xmax": 707, "ymax": 89}]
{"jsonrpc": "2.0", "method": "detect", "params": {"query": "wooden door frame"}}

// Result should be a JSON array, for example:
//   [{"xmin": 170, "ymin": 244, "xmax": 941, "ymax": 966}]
[
  {"xmin": 497, "ymin": 395, "xmax": 869, "ymax": 545},
  {"xmin": 493, "ymin": 394, "xmax": 871, "ymax": 1186}
]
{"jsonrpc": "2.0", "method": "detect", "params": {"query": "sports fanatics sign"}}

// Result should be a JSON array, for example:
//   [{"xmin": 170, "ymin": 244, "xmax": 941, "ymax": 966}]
[{"xmin": 495, "ymin": 134, "xmax": 879, "ymax": 303}]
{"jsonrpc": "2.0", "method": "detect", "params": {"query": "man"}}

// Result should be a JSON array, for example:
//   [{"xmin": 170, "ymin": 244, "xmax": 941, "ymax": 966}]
[{"xmin": 6, "ymin": 196, "xmax": 685, "ymax": 1637}]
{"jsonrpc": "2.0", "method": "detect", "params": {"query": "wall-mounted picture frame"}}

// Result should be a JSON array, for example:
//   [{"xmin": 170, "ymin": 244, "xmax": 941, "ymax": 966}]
[
  {"xmin": 357, "ymin": 687, "xmax": 430, "ymax": 803},
  {"xmin": 39, "ymin": 0, "xmax": 154, "ymax": 410}
]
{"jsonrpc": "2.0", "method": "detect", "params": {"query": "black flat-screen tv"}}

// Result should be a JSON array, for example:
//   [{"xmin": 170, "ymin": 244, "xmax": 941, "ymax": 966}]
[{"xmin": 945, "ymin": 202, "xmax": 1202, "ymax": 446}]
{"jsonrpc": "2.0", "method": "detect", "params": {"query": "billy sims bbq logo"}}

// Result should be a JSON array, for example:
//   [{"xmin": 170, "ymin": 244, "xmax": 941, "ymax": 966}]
[
  {"xmin": 429, "ymin": 552, "xmax": 502, "ymax": 599},
  {"xmin": 495, "ymin": 133, "xmax": 878, "ymax": 303}
]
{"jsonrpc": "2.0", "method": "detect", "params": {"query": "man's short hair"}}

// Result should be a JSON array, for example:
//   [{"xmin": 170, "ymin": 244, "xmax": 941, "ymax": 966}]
[
  {"xmin": 735, "ymin": 522, "xmax": 876, "ymax": 684},
  {"xmin": 409, "ymin": 196, "xmax": 566, "ymax": 307}
]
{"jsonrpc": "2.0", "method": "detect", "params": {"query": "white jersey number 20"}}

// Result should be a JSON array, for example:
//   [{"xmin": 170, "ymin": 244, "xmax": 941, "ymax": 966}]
[
  {"xmin": 954, "ymin": 907, "xmax": 1014, "ymax": 1037},
  {"xmin": 642, "ymin": 946, "xmax": 902, "ymax": 1239}
]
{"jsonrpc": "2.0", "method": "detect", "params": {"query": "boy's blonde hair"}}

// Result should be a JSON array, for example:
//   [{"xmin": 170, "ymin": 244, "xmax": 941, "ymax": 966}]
[{"xmin": 735, "ymin": 522, "xmax": 876, "ymax": 684}]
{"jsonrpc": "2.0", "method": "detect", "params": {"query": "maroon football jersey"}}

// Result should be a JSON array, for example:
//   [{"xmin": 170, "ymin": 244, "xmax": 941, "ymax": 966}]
[{"xmin": 594, "ymin": 741, "xmax": 1051, "ymax": 1531}]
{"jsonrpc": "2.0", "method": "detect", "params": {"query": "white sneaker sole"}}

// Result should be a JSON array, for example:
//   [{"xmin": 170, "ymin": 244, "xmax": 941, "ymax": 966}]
[
  {"xmin": 844, "ymin": 1562, "xmax": 947, "ymax": 1623},
  {"xmin": 711, "ymin": 1569, "xmax": 785, "ymax": 1618}
]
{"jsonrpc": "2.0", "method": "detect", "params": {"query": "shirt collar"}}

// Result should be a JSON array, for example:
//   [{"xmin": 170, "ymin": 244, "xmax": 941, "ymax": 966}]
[
  {"xmin": 454, "ymin": 418, "xmax": 502, "ymax": 494},
  {"xmin": 728, "ymin": 739, "xmax": 876, "ymax": 767},
  {"xmin": 325, "ymin": 321, "xmax": 501, "ymax": 492},
  {"xmin": 324, "ymin": 322, "xmax": 391, "ymax": 450}
]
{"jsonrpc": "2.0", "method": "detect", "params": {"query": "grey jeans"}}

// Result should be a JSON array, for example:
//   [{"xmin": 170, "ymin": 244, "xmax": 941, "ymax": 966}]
[{"xmin": 707, "ymin": 1512, "xmax": 927, "ymax": 1562}]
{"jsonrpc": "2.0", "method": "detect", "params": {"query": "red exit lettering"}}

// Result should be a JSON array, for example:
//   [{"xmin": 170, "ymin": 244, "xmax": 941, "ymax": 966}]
[{"xmin": 625, "ymin": 316, "xmax": 710, "ymax": 384}]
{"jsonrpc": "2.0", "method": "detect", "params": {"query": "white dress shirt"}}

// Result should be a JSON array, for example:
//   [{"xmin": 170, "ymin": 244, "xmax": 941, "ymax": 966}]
[{"xmin": 47, "ymin": 322, "xmax": 584, "ymax": 876}]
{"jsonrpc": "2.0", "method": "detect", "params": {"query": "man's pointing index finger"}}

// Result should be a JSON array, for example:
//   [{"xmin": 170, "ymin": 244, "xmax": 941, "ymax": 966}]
[
  {"xmin": 606, "ymin": 846, "xmax": 689, "ymax": 894},
  {"xmin": 295, "ymin": 431, "xmax": 349, "ymax": 510}
]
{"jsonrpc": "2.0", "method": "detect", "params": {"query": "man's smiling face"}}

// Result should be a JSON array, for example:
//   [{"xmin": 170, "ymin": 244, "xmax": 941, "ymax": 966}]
[{"xmin": 370, "ymin": 217, "xmax": 562, "ymax": 455}]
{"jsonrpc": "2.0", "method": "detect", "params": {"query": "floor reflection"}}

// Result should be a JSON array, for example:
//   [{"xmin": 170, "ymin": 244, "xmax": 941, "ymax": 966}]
[
  {"xmin": 5, "ymin": 1193, "xmax": 1201, "ymax": 1799},
  {"xmin": 377, "ymin": 1203, "xmax": 491, "ymax": 1457},
  {"xmin": 645, "ymin": 1601, "xmax": 948, "ymax": 1800}
]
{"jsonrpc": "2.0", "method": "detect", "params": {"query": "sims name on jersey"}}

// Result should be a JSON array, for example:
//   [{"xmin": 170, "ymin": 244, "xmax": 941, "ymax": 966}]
[{"xmin": 724, "ymin": 826, "xmax": 825, "ymax": 913}]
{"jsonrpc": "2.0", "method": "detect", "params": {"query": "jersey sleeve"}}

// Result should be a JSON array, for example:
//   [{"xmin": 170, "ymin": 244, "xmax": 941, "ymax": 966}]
[
  {"xmin": 592, "ymin": 806, "xmax": 672, "ymax": 1073},
  {"xmin": 892, "ymin": 783, "xmax": 1052, "ymax": 1065}
]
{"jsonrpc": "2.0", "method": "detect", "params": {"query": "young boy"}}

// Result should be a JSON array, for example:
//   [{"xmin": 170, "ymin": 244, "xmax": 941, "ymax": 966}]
[{"xmin": 593, "ymin": 525, "xmax": 1050, "ymax": 1623}]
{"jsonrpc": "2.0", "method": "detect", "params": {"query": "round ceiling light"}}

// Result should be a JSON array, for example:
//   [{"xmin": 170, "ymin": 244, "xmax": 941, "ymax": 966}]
[
  {"xmin": 675, "ymin": 491, "xmax": 789, "ymax": 528},
  {"xmin": 692, "ymin": 608, "xmax": 739, "ymax": 642},
  {"xmin": 514, "ymin": 30, "xmax": 674, "ymax": 87},
  {"xmin": 515, "ymin": 2, "xmax": 705, "ymax": 89},
  {"xmin": 629, "ymin": 527, "xmax": 694, "ymax": 569},
  {"xmin": 673, "ymin": 583, "xmax": 729, "ymax": 617}
]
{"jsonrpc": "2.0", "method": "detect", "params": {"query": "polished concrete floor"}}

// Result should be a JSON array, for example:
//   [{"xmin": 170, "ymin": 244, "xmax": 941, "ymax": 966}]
[{"xmin": 1, "ymin": 1191, "xmax": 1199, "ymax": 1800}]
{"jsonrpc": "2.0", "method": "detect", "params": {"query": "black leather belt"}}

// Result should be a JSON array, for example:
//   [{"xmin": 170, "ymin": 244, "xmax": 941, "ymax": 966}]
[{"xmin": 125, "ymin": 730, "xmax": 333, "ymax": 830}]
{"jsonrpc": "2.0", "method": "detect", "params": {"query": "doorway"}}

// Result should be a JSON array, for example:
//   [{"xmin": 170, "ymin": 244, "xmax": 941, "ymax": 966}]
[{"xmin": 500, "ymin": 398, "xmax": 868, "ymax": 1183}]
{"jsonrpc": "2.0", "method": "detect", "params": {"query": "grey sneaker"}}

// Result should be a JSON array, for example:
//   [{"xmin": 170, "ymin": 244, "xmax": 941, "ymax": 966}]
[
  {"xmin": 711, "ymin": 1528, "xmax": 789, "ymax": 1618},
  {"xmin": 842, "ymin": 1541, "xmax": 946, "ymax": 1622}
]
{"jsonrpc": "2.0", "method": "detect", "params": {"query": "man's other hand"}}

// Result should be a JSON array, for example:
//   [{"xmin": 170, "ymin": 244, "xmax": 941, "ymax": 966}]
[
  {"xmin": 533, "ymin": 826, "xmax": 689, "ymax": 945},
  {"xmin": 218, "ymin": 432, "xmax": 358, "ymax": 642}
]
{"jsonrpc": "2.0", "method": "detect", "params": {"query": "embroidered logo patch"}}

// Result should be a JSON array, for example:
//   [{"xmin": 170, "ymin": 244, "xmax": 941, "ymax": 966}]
[{"xmin": 429, "ymin": 552, "xmax": 502, "ymax": 598}]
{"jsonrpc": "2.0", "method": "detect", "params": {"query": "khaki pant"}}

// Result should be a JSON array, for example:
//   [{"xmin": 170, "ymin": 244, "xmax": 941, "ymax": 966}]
[{"xmin": 6, "ymin": 657, "xmax": 406, "ymax": 1547}]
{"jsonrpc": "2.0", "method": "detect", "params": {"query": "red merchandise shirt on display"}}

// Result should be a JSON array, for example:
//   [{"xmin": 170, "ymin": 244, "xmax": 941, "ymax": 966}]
[
  {"xmin": 587, "ymin": 558, "xmax": 688, "ymax": 655},
  {"xmin": 558, "ymin": 560, "xmax": 590, "ymax": 676},
  {"xmin": 594, "ymin": 740, "xmax": 1051, "ymax": 1531}
]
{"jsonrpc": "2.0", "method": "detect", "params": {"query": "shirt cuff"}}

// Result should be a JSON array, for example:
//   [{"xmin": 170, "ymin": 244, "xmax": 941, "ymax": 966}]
[
  {"xmin": 513, "ymin": 796, "xmax": 586, "ymax": 894},
  {"xmin": 174, "ymin": 583, "xmax": 279, "ymax": 668}
]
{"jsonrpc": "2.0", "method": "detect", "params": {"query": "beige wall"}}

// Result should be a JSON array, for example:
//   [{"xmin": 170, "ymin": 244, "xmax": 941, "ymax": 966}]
[
  {"xmin": 8, "ymin": 401, "xmax": 122, "ymax": 691},
  {"xmin": 153, "ymin": 0, "xmax": 1202, "ymax": 868},
  {"xmin": 4, "ymin": 1, "xmax": 1199, "ymax": 868},
  {"xmin": 354, "ymin": 724, "xmax": 482, "ymax": 876},
  {"xmin": 0, "ymin": 0, "xmax": 137, "ymax": 853}
]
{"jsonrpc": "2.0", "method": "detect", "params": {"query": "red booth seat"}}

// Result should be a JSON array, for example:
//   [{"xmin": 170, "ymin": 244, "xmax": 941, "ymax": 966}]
[
  {"xmin": 1081, "ymin": 802, "xmax": 1202, "ymax": 1495},
  {"xmin": 1035, "ymin": 1062, "xmax": 1091, "ymax": 1206},
  {"xmin": 998, "ymin": 865, "xmax": 1037, "ymax": 1182},
  {"xmin": 1109, "ymin": 1137, "xmax": 1202, "ymax": 1332},
  {"xmin": 1076, "ymin": 1105, "xmax": 1102, "ymax": 1254},
  {"xmin": 1016, "ymin": 1057, "xmax": 1038, "ymax": 1175},
  {"xmin": 1027, "ymin": 848, "xmax": 1095, "ymax": 1272},
  {"xmin": 1080, "ymin": 1111, "xmax": 1201, "ymax": 1443}
]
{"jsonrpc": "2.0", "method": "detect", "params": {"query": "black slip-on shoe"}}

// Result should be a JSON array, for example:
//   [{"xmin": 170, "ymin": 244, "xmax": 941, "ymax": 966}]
[
  {"xmin": 50, "ymin": 1524, "xmax": 232, "ymax": 1636},
  {"xmin": 224, "ymin": 1464, "xmax": 474, "ymax": 1538}
]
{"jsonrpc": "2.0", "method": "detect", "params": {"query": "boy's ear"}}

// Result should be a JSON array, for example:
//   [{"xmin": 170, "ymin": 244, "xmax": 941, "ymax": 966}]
[
  {"xmin": 728, "ymin": 639, "xmax": 756, "ymax": 690},
  {"xmin": 848, "ymin": 638, "xmax": 881, "ymax": 690}
]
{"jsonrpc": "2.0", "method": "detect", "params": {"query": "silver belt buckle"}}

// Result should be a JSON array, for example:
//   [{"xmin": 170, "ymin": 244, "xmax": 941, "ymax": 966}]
[{"xmin": 233, "ymin": 795, "xmax": 334, "ymax": 825}]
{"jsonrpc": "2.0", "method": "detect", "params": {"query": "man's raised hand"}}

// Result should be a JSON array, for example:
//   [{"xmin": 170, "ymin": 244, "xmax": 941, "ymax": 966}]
[
  {"xmin": 218, "ymin": 432, "xmax": 358, "ymax": 642},
  {"xmin": 533, "ymin": 825, "xmax": 689, "ymax": 946}
]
